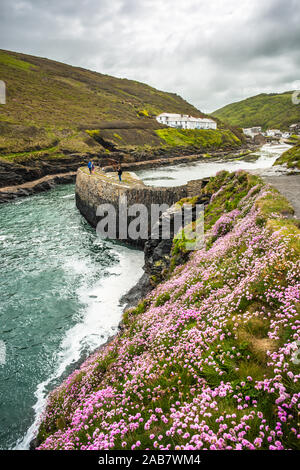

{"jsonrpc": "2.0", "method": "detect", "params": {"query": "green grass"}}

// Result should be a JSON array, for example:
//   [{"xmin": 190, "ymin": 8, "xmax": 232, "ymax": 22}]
[
  {"xmin": 255, "ymin": 189, "xmax": 295, "ymax": 218},
  {"xmin": 212, "ymin": 91, "xmax": 300, "ymax": 130},
  {"xmin": 0, "ymin": 51, "xmax": 36, "ymax": 71},
  {"xmin": 273, "ymin": 143, "xmax": 300, "ymax": 169},
  {"xmin": 155, "ymin": 128, "xmax": 241, "ymax": 149},
  {"xmin": 122, "ymin": 299, "xmax": 150, "ymax": 326},
  {"xmin": 155, "ymin": 292, "xmax": 171, "ymax": 306},
  {"xmin": 0, "ymin": 144, "xmax": 60, "ymax": 161},
  {"xmin": 169, "ymin": 171, "xmax": 264, "ymax": 270}
]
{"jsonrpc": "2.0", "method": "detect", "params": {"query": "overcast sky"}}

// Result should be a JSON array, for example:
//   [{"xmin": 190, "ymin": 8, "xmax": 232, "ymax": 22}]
[{"xmin": 0, "ymin": 0, "xmax": 299, "ymax": 112}]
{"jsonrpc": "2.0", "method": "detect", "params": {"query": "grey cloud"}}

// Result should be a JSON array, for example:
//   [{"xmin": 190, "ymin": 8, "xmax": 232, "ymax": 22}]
[{"xmin": 0, "ymin": 0, "xmax": 299, "ymax": 112}]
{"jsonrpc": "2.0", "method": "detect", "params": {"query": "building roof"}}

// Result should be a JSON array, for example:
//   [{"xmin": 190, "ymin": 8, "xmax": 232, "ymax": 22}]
[
  {"xmin": 157, "ymin": 113, "xmax": 185, "ymax": 118},
  {"xmin": 157, "ymin": 113, "xmax": 216, "ymax": 123}
]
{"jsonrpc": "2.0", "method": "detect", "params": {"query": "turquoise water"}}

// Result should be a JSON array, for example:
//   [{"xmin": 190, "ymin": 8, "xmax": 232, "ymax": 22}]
[{"xmin": 0, "ymin": 184, "xmax": 143, "ymax": 449}]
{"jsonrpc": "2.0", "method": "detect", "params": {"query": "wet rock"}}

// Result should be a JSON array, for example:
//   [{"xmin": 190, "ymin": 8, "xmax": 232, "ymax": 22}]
[
  {"xmin": 29, "ymin": 437, "xmax": 42, "ymax": 450},
  {"xmin": 120, "ymin": 272, "xmax": 153, "ymax": 310},
  {"xmin": 0, "ymin": 172, "xmax": 76, "ymax": 204}
]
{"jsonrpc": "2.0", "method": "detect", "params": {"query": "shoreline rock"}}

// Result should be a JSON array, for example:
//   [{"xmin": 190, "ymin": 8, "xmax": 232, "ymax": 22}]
[{"xmin": 0, "ymin": 172, "xmax": 76, "ymax": 204}]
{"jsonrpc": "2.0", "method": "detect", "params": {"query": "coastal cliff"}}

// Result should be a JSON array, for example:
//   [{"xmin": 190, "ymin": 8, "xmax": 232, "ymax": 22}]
[{"xmin": 34, "ymin": 169, "xmax": 300, "ymax": 450}]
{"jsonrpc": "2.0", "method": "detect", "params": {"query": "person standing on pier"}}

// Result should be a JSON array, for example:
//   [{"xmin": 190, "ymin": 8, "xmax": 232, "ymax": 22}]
[{"xmin": 118, "ymin": 165, "xmax": 123, "ymax": 182}]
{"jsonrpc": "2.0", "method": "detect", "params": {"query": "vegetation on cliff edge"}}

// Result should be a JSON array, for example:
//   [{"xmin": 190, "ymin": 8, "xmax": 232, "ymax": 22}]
[
  {"xmin": 155, "ymin": 128, "xmax": 241, "ymax": 149},
  {"xmin": 274, "ymin": 143, "xmax": 300, "ymax": 170},
  {"xmin": 36, "ymin": 170, "xmax": 300, "ymax": 450}
]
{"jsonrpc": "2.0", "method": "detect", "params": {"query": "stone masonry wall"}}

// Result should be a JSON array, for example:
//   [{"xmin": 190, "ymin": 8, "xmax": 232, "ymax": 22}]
[{"xmin": 75, "ymin": 168, "xmax": 208, "ymax": 246}]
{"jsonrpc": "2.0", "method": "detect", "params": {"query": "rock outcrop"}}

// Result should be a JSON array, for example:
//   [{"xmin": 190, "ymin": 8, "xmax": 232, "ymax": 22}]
[{"xmin": 0, "ymin": 172, "xmax": 76, "ymax": 203}]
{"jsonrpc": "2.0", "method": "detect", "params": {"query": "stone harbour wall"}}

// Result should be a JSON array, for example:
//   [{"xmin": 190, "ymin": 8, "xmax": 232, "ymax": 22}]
[{"xmin": 75, "ymin": 168, "xmax": 208, "ymax": 246}]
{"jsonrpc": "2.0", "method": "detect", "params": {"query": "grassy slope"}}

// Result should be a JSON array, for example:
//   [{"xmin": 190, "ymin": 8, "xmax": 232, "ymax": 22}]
[
  {"xmin": 36, "ymin": 171, "xmax": 300, "ymax": 450},
  {"xmin": 212, "ymin": 92, "xmax": 300, "ymax": 130},
  {"xmin": 0, "ymin": 50, "xmax": 241, "ymax": 162},
  {"xmin": 274, "ymin": 143, "xmax": 300, "ymax": 169},
  {"xmin": 155, "ymin": 128, "xmax": 241, "ymax": 149}
]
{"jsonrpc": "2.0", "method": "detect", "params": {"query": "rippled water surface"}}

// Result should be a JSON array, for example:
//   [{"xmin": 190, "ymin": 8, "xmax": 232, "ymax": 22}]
[{"xmin": 0, "ymin": 185, "xmax": 143, "ymax": 449}]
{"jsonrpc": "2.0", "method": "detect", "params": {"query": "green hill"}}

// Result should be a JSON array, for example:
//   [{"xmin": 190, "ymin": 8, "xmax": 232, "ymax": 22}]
[
  {"xmin": 212, "ymin": 91, "xmax": 300, "ymax": 130},
  {"xmin": 0, "ymin": 50, "xmax": 241, "ymax": 164}
]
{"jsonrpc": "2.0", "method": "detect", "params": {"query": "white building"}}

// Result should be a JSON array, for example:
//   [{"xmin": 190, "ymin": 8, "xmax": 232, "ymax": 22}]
[
  {"xmin": 156, "ymin": 113, "xmax": 217, "ymax": 130},
  {"xmin": 243, "ymin": 127, "xmax": 262, "ymax": 138},
  {"xmin": 289, "ymin": 123, "xmax": 300, "ymax": 135},
  {"xmin": 266, "ymin": 129, "xmax": 282, "ymax": 137}
]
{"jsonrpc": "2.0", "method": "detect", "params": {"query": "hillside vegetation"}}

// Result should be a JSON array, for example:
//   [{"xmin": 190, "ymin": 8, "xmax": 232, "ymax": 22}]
[
  {"xmin": 155, "ymin": 128, "xmax": 241, "ymax": 149},
  {"xmin": 274, "ymin": 143, "xmax": 300, "ymax": 169},
  {"xmin": 0, "ymin": 50, "xmax": 241, "ymax": 163},
  {"xmin": 36, "ymin": 170, "xmax": 300, "ymax": 450},
  {"xmin": 212, "ymin": 92, "xmax": 300, "ymax": 130}
]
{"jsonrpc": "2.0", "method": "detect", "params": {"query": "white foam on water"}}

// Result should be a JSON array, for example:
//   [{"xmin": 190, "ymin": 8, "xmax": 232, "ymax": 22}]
[
  {"xmin": 0, "ymin": 233, "xmax": 15, "ymax": 249},
  {"xmin": 60, "ymin": 194, "xmax": 75, "ymax": 199},
  {"xmin": 14, "ymin": 243, "xmax": 143, "ymax": 450}
]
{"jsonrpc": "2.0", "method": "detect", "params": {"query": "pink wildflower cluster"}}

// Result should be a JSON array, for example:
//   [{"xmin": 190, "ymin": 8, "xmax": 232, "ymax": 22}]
[
  {"xmin": 211, "ymin": 209, "xmax": 240, "ymax": 238},
  {"xmin": 37, "ymin": 178, "xmax": 300, "ymax": 451}
]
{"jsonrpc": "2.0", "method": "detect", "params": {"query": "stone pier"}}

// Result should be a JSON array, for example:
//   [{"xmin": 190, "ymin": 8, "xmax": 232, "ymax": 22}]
[{"xmin": 75, "ymin": 167, "xmax": 208, "ymax": 246}]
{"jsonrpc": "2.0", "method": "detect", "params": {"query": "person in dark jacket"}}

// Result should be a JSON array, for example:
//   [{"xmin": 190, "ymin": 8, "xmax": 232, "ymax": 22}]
[{"xmin": 118, "ymin": 165, "xmax": 123, "ymax": 182}]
